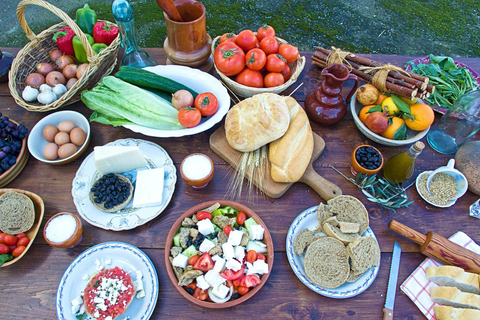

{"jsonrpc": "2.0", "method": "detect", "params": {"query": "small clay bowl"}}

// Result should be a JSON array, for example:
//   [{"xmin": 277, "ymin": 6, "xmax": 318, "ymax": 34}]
[
  {"xmin": 165, "ymin": 200, "xmax": 274, "ymax": 308},
  {"xmin": 43, "ymin": 212, "xmax": 83, "ymax": 248},
  {"xmin": 180, "ymin": 153, "xmax": 214, "ymax": 188},
  {"xmin": 89, "ymin": 174, "xmax": 133, "ymax": 213},
  {"xmin": 351, "ymin": 145, "xmax": 384, "ymax": 176}
]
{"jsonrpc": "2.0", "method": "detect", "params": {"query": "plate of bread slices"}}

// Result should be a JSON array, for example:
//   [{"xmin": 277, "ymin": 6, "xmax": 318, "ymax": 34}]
[{"xmin": 286, "ymin": 195, "xmax": 380, "ymax": 298}]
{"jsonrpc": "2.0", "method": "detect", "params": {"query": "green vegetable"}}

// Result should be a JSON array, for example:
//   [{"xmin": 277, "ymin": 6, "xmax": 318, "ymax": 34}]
[
  {"xmin": 391, "ymin": 95, "xmax": 411, "ymax": 114},
  {"xmin": 0, "ymin": 254, "xmax": 13, "ymax": 266},
  {"xmin": 76, "ymin": 4, "xmax": 97, "ymax": 35},
  {"xmin": 182, "ymin": 245, "xmax": 198, "ymax": 258},
  {"xmin": 244, "ymin": 217, "xmax": 259, "ymax": 231},
  {"xmin": 81, "ymin": 76, "xmax": 183, "ymax": 130},
  {"xmin": 72, "ymin": 34, "xmax": 95, "ymax": 63},
  {"xmin": 76, "ymin": 313, "xmax": 88, "ymax": 320},
  {"xmin": 92, "ymin": 43, "xmax": 108, "ymax": 54},
  {"xmin": 115, "ymin": 66, "xmax": 198, "ymax": 97},
  {"xmin": 173, "ymin": 232, "xmax": 181, "ymax": 247},
  {"xmin": 212, "ymin": 206, "xmax": 238, "ymax": 217}
]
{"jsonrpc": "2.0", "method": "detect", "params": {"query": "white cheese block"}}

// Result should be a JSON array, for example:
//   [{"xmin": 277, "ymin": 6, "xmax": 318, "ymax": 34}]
[
  {"xmin": 228, "ymin": 230, "xmax": 243, "ymax": 246},
  {"xmin": 132, "ymin": 167, "xmax": 164, "ymax": 207},
  {"xmin": 222, "ymin": 242, "xmax": 235, "ymax": 261},
  {"xmin": 225, "ymin": 259, "xmax": 242, "ymax": 272},
  {"xmin": 246, "ymin": 259, "xmax": 269, "ymax": 275},
  {"xmin": 213, "ymin": 257, "xmax": 226, "ymax": 273},
  {"xmin": 94, "ymin": 146, "xmax": 147, "ymax": 174},
  {"xmin": 172, "ymin": 253, "xmax": 189, "ymax": 268},
  {"xmin": 199, "ymin": 239, "xmax": 216, "ymax": 253},
  {"xmin": 249, "ymin": 224, "xmax": 265, "ymax": 240},
  {"xmin": 234, "ymin": 246, "xmax": 245, "ymax": 261},
  {"xmin": 197, "ymin": 219, "xmax": 215, "ymax": 235},
  {"xmin": 204, "ymin": 270, "xmax": 226, "ymax": 288},
  {"xmin": 211, "ymin": 284, "xmax": 230, "ymax": 300},
  {"xmin": 196, "ymin": 275, "xmax": 210, "ymax": 290},
  {"xmin": 212, "ymin": 254, "xmax": 223, "ymax": 262}
]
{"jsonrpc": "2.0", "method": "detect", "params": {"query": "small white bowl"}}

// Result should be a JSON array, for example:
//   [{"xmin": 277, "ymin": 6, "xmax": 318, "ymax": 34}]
[
  {"xmin": 415, "ymin": 169, "xmax": 468, "ymax": 208},
  {"xmin": 350, "ymin": 91, "xmax": 430, "ymax": 146},
  {"xmin": 27, "ymin": 111, "xmax": 90, "ymax": 165}
]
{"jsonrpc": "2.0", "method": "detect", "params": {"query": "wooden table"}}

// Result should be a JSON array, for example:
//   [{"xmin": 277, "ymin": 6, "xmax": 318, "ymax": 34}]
[{"xmin": 1, "ymin": 47, "xmax": 479, "ymax": 320}]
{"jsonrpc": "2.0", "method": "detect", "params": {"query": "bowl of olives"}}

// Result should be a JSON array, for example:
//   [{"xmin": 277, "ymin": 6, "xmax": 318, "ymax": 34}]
[{"xmin": 350, "ymin": 145, "xmax": 384, "ymax": 176}]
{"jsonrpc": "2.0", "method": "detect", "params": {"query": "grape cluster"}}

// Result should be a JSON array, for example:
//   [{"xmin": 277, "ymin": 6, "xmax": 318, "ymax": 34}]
[
  {"xmin": 0, "ymin": 113, "xmax": 28, "ymax": 174},
  {"xmin": 91, "ymin": 173, "xmax": 131, "ymax": 210},
  {"xmin": 355, "ymin": 146, "xmax": 382, "ymax": 170}
]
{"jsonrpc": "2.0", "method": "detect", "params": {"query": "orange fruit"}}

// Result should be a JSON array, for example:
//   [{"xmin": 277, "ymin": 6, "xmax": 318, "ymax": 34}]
[
  {"xmin": 381, "ymin": 117, "xmax": 406, "ymax": 140},
  {"xmin": 359, "ymin": 105, "xmax": 376, "ymax": 124},
  {"xmin": 375, "ymin": 93, "xmax": 388, "ymax": 105},
  {"xmin": 404, "ymin": 103, "xmax": 434, "ymax": 131}
]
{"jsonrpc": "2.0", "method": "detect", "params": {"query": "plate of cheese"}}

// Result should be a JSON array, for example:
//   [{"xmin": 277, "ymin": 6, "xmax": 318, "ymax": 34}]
[{"xmin": 72, "ymin": 138, "xmax": 176, "ymax": 231}]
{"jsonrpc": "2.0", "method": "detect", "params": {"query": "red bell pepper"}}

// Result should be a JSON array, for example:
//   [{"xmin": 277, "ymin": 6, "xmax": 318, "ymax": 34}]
[
  {"xmin": 93, "ymin": 22, "xmax": 119, "ymax": 46},
  {"xmin": 52, "ymin": 27, "xmax": 75, "ymax": 56}
]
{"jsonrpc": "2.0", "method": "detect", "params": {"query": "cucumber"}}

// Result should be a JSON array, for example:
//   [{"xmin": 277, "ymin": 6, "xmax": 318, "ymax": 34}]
[
  {"xmin": 244, "ymin": 217, "xmax": 259, "ymax": 232},
  {"xmin": 115, "ymin": 66, "xmax": 198, "ymax": 97},
  {"xmin": 173, "ymin": 232, "xmax": 181, "ymax": 247},
  {"xmin": 182, "ymin": 245, "xmax": 198, "ymax": 258}
]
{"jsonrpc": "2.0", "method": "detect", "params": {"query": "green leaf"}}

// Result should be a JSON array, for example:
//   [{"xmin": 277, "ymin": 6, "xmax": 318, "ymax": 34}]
[
  {"xmin": 366, "ymin": 105, "xmax": 383, "ymax": 113},
  {"xmin": 391, "ymin": 95, "xmax": 411, "ymax": 114},
  {"xmin": 393, "ymin": 121, "xmax": 407, "ymax": 140}
]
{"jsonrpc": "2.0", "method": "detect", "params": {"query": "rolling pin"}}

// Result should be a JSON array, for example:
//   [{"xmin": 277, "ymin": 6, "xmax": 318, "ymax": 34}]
[
  {"xmin": 155, "ymin": 0, "xmax": 183, "ymax": 22},
  {"xmin": 388, "ymin": 220, "xmax": 480, "ymax": 273}
]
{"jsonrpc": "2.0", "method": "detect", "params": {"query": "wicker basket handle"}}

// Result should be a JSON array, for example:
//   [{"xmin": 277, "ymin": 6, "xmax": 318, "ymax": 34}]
[{"xmin": 16, "ymin": 0, "xmax": 96, "ymax": 62}]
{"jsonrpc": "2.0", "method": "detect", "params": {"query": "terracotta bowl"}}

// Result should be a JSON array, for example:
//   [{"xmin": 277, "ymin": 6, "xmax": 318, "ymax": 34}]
[
  {"xmin": 351, "ymin": 145, "xmax": 384, "ymax": 176},
  {"xmin": 43, "ymin": 212, "xmax": 83, "ymax": 248},
  {"xmin": 180, "ymin": 153, "xmax": 215, "ymax": 188},
  {"xmin": 0, "ymin": 120, "xmax": 29, "ymax": 188},
  {"xmin": 165, "ymin": 200, "xmax": 274, "ymax": 308},
  {"xmin": 1, "ymin": 188, "xmax": 45, "ymax": 267}
]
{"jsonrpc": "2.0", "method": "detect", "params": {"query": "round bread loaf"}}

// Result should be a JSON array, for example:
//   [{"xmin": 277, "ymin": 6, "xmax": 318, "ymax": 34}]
[
  {"xmin": 0, "ymin": 191, "xmax": 35, "ymax": 234},
  {"xmin": 326, "ymin": 195, "xmax": 369, "ymax": 235},
  {"xmin": 304, "ymin": 237, "xmax": 350, "ymax": 288},
  {"xmin": 347, "ymin": 236, "xmax": 381, "ymax": 275}
]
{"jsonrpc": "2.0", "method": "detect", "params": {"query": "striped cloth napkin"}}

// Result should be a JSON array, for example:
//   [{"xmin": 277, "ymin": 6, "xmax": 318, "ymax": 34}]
[{"xmin": 400, "ymin": 231, "xmax": 480, "ymax": 319}]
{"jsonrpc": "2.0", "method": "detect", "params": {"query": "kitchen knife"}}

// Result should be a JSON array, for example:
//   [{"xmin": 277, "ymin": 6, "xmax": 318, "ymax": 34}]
[{"xmin": 384, "ymin": 241, "xmax": 401, "ymax": 320}]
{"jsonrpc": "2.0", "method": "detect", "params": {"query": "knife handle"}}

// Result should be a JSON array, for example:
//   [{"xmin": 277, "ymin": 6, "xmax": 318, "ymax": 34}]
[{"xmin": 383, "ymin": 307, "xmax": 394, "ymax": 320}]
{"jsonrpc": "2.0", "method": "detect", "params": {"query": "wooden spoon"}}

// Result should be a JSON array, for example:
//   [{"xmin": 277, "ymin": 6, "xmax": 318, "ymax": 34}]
[{"xmin": 155, "ymin": 0, "xmax": 183, "ymax": 22}]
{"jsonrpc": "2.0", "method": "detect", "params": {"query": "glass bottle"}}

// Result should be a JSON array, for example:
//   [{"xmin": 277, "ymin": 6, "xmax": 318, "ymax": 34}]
[
  {"xmin": 0, "ymin": 50, "xmax": 14, "ymax": 83},
  {"xmin": 383, "ymin": 141, "xmax": 425, "ymax": 183}
]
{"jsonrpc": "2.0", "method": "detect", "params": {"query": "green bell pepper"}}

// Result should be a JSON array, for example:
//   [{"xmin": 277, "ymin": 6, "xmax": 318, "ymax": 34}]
[
  {"xmin": 72, "ymin": 34, "xmax": 95, "ymax": 63},
  {"xmin": 75, "ymin": 4, "xmax": 97, "ymax": 35},
  {"xmin": 0, "ymin": 254, "xmax": 13, "ymax": 266},
  {"xmin": 212, "ymin": 206, "xmax": 238, "ymax": 216},
  {"xmin": 92, "ymin": 43, "xmax": 108, "ymax": 54}
]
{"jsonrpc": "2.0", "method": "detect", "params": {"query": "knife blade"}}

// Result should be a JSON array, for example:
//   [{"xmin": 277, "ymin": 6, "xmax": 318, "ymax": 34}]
[{"xmin": 384, "ymin": 241, "xmax": 402, "ymax": 320}]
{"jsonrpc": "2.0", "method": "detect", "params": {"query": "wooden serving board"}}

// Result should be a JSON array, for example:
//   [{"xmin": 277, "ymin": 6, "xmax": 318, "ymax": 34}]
[{"xmin": 209, "ymin": 126, "xmax": 342, "ymax": 200}]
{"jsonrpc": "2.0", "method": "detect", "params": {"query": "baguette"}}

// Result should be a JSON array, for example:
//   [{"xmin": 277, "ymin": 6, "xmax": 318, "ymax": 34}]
[
  {"xmin": 426, "ymin": 266, "xmax": 479, "ymax": 294},
  {"xmin": 434, "ymin": 306, "xmax": 480, "ymax": 320},
  {"xmin": 430, "ymin": 286, "xmax": 480, "ymax": 310},
  {"xmin": 269, "ymin": 96, "xmax": 313, "ymax": 182}
]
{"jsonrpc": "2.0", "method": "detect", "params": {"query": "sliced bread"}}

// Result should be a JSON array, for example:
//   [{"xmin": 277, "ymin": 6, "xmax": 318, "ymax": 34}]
[
  {"xmin": 434, "ymin": 305, "xmax": 480, "ymax": 320},
  {"xmin": 316, "ymin": 203, "xmax": 331, "ymax": 232},
  {"xmin": 294, "ymin": 228, "xmax": 316, "ymax": 255},
  {"xmin": 347, "ymin": 236, "xmax": 381, "ymax": 275},
  {"xmin": 0, "ymin": 191, "xmax": 35, "ymax": 234},
  {"xmin": 430, "ymin": 286, "xmax": 480, "ymax": 310},
  {"xmin": 346, "ymin": 270, "xmax": 364, "ymax": 283},
  {"xmin": 326, "ymin": 195, "xmax": 369, "ymax": 234},
  {"xmin": 426, "ymin": 266, "xmax": 480, "ymax": 294},
  {"xmin": 323, "ymin": 217, "xmax": 360, "ymax": 244},
  {"xmin": 304, "ymin": 237, "xmax": 350, "ymax": 288},
  {"xmin": 339, "ymin": 221, "xmax": 360, "ymax": 234}
]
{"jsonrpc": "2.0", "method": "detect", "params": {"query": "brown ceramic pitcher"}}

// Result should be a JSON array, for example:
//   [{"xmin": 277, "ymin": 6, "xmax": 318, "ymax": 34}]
[
  {"xmin": 305, "ymin": 63, "xmax": 359, "ymax": 126},
  {"xmin": 163, "ymin": 0, "xmax": 212, "ymax": 67}
]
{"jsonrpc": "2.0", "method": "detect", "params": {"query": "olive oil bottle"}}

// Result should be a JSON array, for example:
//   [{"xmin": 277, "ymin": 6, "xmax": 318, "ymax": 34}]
[{"xmin": 383, "ymin": 141, "xmax": 425, "ymax": 183}]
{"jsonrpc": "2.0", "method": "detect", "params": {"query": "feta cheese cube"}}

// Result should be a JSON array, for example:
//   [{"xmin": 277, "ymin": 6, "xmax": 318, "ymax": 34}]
[
  {"xmin": 234, "ymin": 246, "xmax": 245, "ymax": 261},
  {"xmin": 196, "ymin": 275, "xmax": 210, "ymax": 290},
  {"xmin": 213, "ymin": 257, "xmax": 226, "ymax": 273},
  {"xmin": 199, "ymin": 239, "xmax": 215, "ymax": 253},
  {"xmin": 222, "ymin": 242, "xmax": 235, "ymax": 261},
  {"xmin": 249, "ymin": 225, "xmax": 265, "ymax": 240},
  {"xmin": 204, "ymin": 270, "xmax": 226, "ymax": 288},
  {"xmin": 197, "ymin": 219, "xmax": 215, "ymax": 235},
  {"xmin": 228, "ymin": 230, "xmax": 243, "ymax": 246},
  {"xmin": 225, "ymin": 259, "xmax": 242, "ymax": 272},
  {"xmin": 252, "ymin": 259, "xmax": 269, "ymax": 275},
  {"xmin": 211, "ymin": 254, "xmax": 222, "ymax": 262},
  {"xmin": 211, "ymin": 284, "xmax": 230, "ymax": 300},
  {"xmin": 172, "ymin": 253, "xmax": 189, "ymax": 268}
]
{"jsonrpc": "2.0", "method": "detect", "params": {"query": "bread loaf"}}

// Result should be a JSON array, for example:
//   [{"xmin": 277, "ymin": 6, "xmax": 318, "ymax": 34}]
[
  {"xmin": 322, "ymin": 217, "xmax": 360, "ymax": 244},
  {"xmin": 269, "ymin": 97, "xmax": 313, "ymax": 182},
  {"xmin": 430, "ymin": 286, "xmax": 480, "ymax": 310},
  {"xmin": 434, "ymin": 305, "xmax": 480, "ymax": 320},
  {"xmin": 225, "ymin": 93, "xmax": 290, "ymax": 152},
  {"xmin": 326, "ymin": 195, "xmax": 369, "ymax": 235},
  {"xmin": 347, "ymin": 236, "xmax": 381, "ymax": 275},
  {"xmin": 0, "ymin": 191, "xmax": 35, "ymax": 234},
  {"xmin": 426, "ymin": 266, "xmax": 479, "ymax": 294},
  {"xmin": 293, "ymin": 228, "xmax": 316, "ymax": 255}
]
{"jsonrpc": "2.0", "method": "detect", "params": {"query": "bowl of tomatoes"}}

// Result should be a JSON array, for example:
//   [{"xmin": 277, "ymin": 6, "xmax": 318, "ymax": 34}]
[
  {"xmin": 212, "ymin": 25, "xmax": 305, "ymax": 98},
  {"xmin": 165, "ymin": 200, "xmax": 274, "ymax": 308}
]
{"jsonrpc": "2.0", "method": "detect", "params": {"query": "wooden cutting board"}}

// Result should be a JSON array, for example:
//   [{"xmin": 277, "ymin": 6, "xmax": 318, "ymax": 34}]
[{"xmin": 209, "ymin": 126, "xmax": 342, "ymax": 200}]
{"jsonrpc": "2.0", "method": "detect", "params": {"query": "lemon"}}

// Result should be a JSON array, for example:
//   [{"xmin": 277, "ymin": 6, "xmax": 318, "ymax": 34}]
[{"xmin": 381, "ymin": 97, "xmax": 400, "ymax": 116}]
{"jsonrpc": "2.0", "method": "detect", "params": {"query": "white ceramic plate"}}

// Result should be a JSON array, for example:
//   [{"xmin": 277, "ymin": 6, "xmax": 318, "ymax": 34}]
[
  {"xmin": 56, "ymin": 242, "xmax": 158, "ymax": 320},
  {"xmin": 415, "ymin": 171, "xmax": 456, "ymax": 208},
  {"xmin": 122, "ymin": 65, "xmax": 230, "ymax": 137},
  {"xmin": 286, "ymin": 206, "xmax": 380, "ymax": 299},
  {"xmin": 72, "ymin": 138, "xmax": 176, "ymax": 231}
]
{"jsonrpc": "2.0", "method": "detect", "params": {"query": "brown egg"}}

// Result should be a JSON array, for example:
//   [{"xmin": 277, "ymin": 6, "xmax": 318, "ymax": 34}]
[
  {"xmin": 43, "ymin": 125, "xmax": 59, "ymax": 142},
  {"xmin": 54, "ymin": 131, "xmax": 70, "ymax": 146},
  {"xmin": 43, "ymin": 143, "xmax": 59, "ymax": 160},
  {"xmin": 70, "ymin": 127, "xmax": 86, "ymax": 146},
  {"xmin": 57, "ymin": 120, "xmax": 76, "ymax": 133},
  {"xmin": 58, "ymin": 143, "xmax": 78, "ymax": 159}
]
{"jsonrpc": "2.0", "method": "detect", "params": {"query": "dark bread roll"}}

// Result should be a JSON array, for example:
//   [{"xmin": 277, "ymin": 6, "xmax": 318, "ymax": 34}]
[{"xmin": 0, "ymin": 191, "xmax": 35, "ymax": 234}]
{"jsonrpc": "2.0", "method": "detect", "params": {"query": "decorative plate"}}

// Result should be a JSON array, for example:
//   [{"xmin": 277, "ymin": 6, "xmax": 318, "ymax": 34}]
[
  {"xmin": 415, "ymin": 171, "xmax": 457, "ymax": 208},
  {"xmin": 286, "ymin": 206, "xmax": 380, "ymax": 299},
  {"xmin": 122, "ymin": 65, "xmax": 230, "ymax": 137},
  {"xmin": 56, "ymin": 242, "xmax": 159, "ymax": 320},
  {"xmin": 72, "ymin": 138, "xmax": 176, "ymax": 231}
]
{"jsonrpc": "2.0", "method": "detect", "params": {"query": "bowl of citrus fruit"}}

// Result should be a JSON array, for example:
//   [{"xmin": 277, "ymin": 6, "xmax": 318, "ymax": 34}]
[{"xmin": 350, "ymin": 84, "xmax": 434, "ymax": 146}]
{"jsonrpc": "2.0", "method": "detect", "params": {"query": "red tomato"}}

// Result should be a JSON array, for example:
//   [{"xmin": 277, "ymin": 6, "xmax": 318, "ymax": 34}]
[
  {"xmin": 188, "ymin": 254, "xmax": 200, "ymax": 266},
  {"xmin": 278, "ymin": 44, "xmax": 299, "ymax": 63},
  {"xmin": 245, "ymin": 48, "xmax": 266, "ymax": 71},
  {"xmin": 236, "ymin": 30, "xmax": 258, "ymax": 52},
  {"xmin": 240, "ymin": 274, "xmax": 262, "ymax": 288},
  {"xmin": 193, "ymin": 288, "xmax": 208, "ymax": 300},
  {"xmin": 196, "ymin": 211, "xmax": 212, "ymax": 221},
  {"xmin": 264, "ymin": 73, "xmax": 285, "ymax": 87},
  {"xmin": 214, "ymin": 42, "xmax": 245, "ymax": 76},
  {"xmin": 237, "ymin": 286, "xmax": 249, "ymax": 296},
  {"xmin": 17, "ymin": 237, "xmax": 30, "ymax": 247},
  {"xmin": 194, "ymin": 92, "xmax": 218, "ymax": 116},
  {"xmin": 185, "ymin": 282, "xmax": 197, "ymax": 290},
  {"xmin": 16, "ymin": 232, "xmax": 27, "ymax": 239},
  {"xmin": 8, "ymin": 245, "xmax": 16, "ymax": 253},
  {"xmin": 281, "ymin": 64, "xmax": 291, "ymax": 81},
  {"xmin": 259, "ymin": 36, "xmax": 279, "ymax": 55},
  {"xmin": 257, "ymin": 24, "xmax": 275, "ymax": 41},
  {"xmin": 257, "ymin": 253, "xmax": 266, "ymax": 261},
  {"xmin": 4, "ymin": 234, "xmax": 17, "ymax": 246},
  {"xmin": 12, "ymin": 245, "xmax": 25, "ymax": 258},
  {"xmin": 219, "ymin": 32, "xmax": 237, "ymax": 44},
  {"xmin": 178, "ymin": 107, "xmax": 201, "ymax": 128},
  {"xmin": 220, "ymin": 266, "xmax": 245, "ymax": 280},
  {"xmin": 236, "ymin": 212, "xmax": 247, "ymax": 225},
  {"xmin": 235, "ymin": 68, "xmax": 264, "ymax": 88},
  {"xmin": 266, "ymin": 54, "xmax": 286, "ymax": 73},
  {"xmin": 223, "ymin": 225, "xmax": 233, "ymax": 236},
  {"xmin": 232, "ymin": 275, "xmax": 244, "ymax": 288},
  {"xmin": 0, "ymin": 243, "xmax": 9, "ymax": 254},
  {"xmin": 0, "ymin": 233, "xmax": 7, "ymax": 244},
  {"xmin": 246, "ymin": 250, "xmax": 258, "ymax": 263},
  {"xmin": 193, "ymin": 252, "xmax": 214, "ymax": 272}
]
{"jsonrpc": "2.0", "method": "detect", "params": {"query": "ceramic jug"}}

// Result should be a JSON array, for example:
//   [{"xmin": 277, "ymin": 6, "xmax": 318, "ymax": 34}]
[{"xmin": 305, "ymin": 63, "xmax": 359, "ymax": 126}]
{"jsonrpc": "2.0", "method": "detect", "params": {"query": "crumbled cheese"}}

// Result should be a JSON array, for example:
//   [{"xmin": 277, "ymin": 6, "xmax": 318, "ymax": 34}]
[
  {"xmin": 225, "ymin": 259, "xmax": 242, "ymax": 272},
  {"xmin": 204, "ymin": 270, "xmax": 226, "ymax": 288},
  {"xmin": 81, "ymin": 274, "xmax": 89, "ymax": 281},
  {"xmin": 249, "ymin": 225, "xmax": 265, "ymax": 240},
  {"xmin": 136, "ymin": 290, "xmax": 146, "ymax": 299},
  {"xmin": 227, "ymin": 230, "xmax": 244, "ymax": 246},
  {"xmin": 213, "ymin": 257, "xmax": 226, "ymax": 273},
  {"xmin": 172, "ymin": 253, "xmax": 189, "ymax": 268},
  {"xmin": 94, "ymin": 259, "xmax": 104, "ymax": 271},
  {"xmin": 211, "ymin": 254, "xmax": 223, "ymax": 261},
  {"xmin": 71, "ymin": 294, "xmax": 83, "ymax": 314},
  {"xmin": 222, "ymin": 242, "xmax": 235, "ymax": 261},
  {"xmin": 211, "ymin": 284, "xmax": 230, "ymax": 300},
  {"xmin": 199, "ymin": 239, "xmax": 216, "ymax": 253},
  {"xmin": 234, "ymin": 246, "xmax": 245, "ymax": 261},
  {"xmin": 246, "ymin": 259, "xmax": 269, "ymax": 275},
  {"xmin": 104, "ymin": 258, "xmax": 112, "ymax": 265},
  {"xmin": 197, "ymin": 219, "xmax": 215, "ymax": 235},
  {"xmin": 196, "ymin": 275, "xmax": 210, "ymax": 290}
]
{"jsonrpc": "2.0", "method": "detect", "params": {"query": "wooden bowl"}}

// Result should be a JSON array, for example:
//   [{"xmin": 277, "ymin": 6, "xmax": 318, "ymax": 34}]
[
  {"xmin": 165, "ymin": 200, "xmax": 274, "ymax": 308},
  {"xmin": 0, "ymin": 188, "xmax": 45, "ymax": 267},
  {"xmin": 0, "ymin": 120, "xmax": 29, "ymax": 188},
  {"xmin": 180, "ymin": 153, "xmax": 215, "ymax": 188},
  {"xmin": 350, "ymin": 145, "xmax": 384, "ymax": 176}
]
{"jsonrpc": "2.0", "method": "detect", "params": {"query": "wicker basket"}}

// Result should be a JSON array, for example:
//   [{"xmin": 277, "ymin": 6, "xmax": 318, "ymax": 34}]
[
  {"xmin": 211, "ymin": 35, "xmax": 305, "ymax": 99},
  {"xmin": 9, "ymin": 0, "xmax": 121, "ymax": 112}
]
